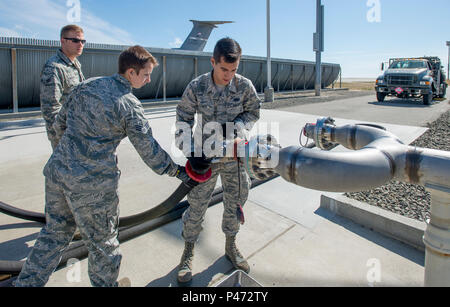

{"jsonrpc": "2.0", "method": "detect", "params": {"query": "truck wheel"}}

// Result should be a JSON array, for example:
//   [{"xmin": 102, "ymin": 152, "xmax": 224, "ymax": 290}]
[
  {"xmin": 423, "ymin": 94, "xmax": 432, "ymax": 105},
  {"xmin": 438, "ymin": 85, "xmax": 446, "ymax": 98},
  {"xmin": 376, "ymin": 92, "xmax": 386, "ymax": 102}
]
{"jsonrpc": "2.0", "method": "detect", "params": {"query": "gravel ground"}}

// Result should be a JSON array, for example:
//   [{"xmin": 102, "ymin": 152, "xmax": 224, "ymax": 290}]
[{"xmin": 344, "ymin": 107, "xmax": 450, "ymax": 222}]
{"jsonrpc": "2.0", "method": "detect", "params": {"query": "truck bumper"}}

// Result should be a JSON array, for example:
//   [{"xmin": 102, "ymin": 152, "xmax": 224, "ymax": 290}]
[{"xmin": 376, "ymin": 86, "xmax": 432, "ymax": 96}]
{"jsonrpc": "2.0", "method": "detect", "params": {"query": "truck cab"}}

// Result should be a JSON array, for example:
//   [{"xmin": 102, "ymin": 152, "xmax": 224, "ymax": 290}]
[{"xmin": 375, "ymin": 57, "xmax": 447, "ymax": 105}]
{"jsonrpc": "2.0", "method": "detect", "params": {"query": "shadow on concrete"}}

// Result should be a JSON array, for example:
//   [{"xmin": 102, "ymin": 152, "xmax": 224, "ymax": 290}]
[
  {"xmin": 368, "ymin": 98, "xmax": 441, "ymax": 108},
  {"xmin": 145, "ymin": 256, "xmax": 233, "ymax": 287},
  {"xmin": 241, "ymin": 269, "xmax": 416, "ymax": 287},
  {"xmin": 0, "ymin": 224, "xmax": 41, "ymax": 261},
  {"xmin": 0, "ymin": 131, "xmax": 45, "ymax": 141},
  {"xmin": 0, "ymin": 119, "xmax": 45, "ymax": 131},
  {"xmin": 145, "ymin": 266, "xmax": 179, "ymax": 287},
  {"xmin": 314, "ymin": 207, "xmax": 425, "ymax": 267}
]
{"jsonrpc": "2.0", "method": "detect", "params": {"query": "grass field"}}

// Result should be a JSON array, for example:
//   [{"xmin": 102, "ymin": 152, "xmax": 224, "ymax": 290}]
[{"xmin": 327, "ymin": 81, "xmax": 375, "ymax": 91}]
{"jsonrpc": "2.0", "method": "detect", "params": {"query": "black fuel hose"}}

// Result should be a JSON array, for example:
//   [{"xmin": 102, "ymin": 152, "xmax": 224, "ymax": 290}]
[
  {"xmin": 119, "ymin": 180, "xmax": 195, "ymax": 228},
  {"xmin": 0, "ymin": 140, "xmax": 318, "ymax": 283},
  {"xmin": 0, "ymin": 179, "xmax": 201, "ymax": 277},
  {"xmin": 0, "ymin": 180, "xmax": 198, "ymax": 228},
  {"xmin": 0, "ymin": 175, "xmax": 278, "ymax": 280},
  {"xmin": 0, "ymin": 186, "xmax": 242, "ymax": 286},
  {"xmin": 0, "ymin": 141, "xmax": 318, "ymax": 227},
  {"xmin": 0, "ymin": 201, "xmax": 46, "ymax": 224}
]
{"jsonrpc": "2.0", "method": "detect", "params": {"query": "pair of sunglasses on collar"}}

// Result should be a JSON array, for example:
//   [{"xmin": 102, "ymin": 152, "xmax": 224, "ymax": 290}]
[{"xmin": 64, "ymin": 37, "xmax": 87, "ymax": 44}]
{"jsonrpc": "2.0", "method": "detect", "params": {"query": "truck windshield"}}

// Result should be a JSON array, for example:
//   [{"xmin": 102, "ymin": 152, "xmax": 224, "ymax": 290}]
[{"xmin": 389, "ymin": 60, "xmax": 427, "ymax": 69}]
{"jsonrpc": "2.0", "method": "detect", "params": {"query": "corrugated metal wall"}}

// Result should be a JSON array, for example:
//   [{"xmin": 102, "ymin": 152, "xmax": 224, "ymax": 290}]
[
  {"xmin": 0, "ymin": 37, "xmax": 341, "ymax": 109},
  {"xmin": 0, "ymin": 48, "xmax": 12, "ymax": 109}
]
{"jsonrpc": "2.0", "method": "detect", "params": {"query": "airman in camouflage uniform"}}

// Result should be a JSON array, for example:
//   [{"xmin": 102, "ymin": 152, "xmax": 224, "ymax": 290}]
[
  {"xmin": 175, "ymin": 38, "xmax": 260, "ymax": 283},
  {"xmin": 41, "ymin": 25, "xmax": 85, "ymax": 150},
  {"xmin": 15, "ymin": 46, "xmax": 189, "ymax": 287}
]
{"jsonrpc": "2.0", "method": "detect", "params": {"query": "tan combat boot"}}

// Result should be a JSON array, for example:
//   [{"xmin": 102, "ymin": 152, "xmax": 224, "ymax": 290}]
[
  {"xmin": 117, "ymin": 277, "xmax": 131, "ymax": 287},
  {"xmin": 177, "ymin": 241, "xmax": 195, "ymax": 284},
  {"xmin": 225, "ymin": 235, "xmax": 250, "ymax": 273}
]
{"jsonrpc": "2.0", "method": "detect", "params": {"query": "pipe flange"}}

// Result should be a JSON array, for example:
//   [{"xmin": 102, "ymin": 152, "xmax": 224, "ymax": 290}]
[
  {"xmin": 314, "ymin": 117, "xmax": 337, "ymax": 151},
  {"xmin": 245, "ymin": 134, "xmax": 281, "ymax": 180}
]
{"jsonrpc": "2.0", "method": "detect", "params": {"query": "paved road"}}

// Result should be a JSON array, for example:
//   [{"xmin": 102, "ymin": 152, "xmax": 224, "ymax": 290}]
[{"xmin": 274, "ymin": 94, "xmax": 449, "ymax": 127}]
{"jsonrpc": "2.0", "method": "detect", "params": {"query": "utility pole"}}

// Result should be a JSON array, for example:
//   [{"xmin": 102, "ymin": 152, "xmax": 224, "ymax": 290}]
[
  {"xmin": 314, "ymin": 0, "xmax": 324, "ymax": 96},
  {"xmin": 264, "ymin": 0, "xmax": 274, "ymax": 102},
  {"xmin": 446, "ymin": 41, "xmax": 450, "ymax": 80}
]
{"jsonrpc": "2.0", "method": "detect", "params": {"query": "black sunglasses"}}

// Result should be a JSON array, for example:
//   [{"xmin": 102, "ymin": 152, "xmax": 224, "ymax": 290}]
[{"xmin": 64, "ymin": 37, "xmax": 86, "ymax": 45}]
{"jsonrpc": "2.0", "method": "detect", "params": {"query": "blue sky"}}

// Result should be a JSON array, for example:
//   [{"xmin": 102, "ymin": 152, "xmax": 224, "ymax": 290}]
[{"xmin": 0, "ymin": 0, "xmax": 449, "ymax": 78}]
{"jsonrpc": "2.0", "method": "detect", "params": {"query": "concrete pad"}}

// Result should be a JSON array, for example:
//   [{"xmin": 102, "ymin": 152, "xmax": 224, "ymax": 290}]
[
  {"xmin": 44, "ymin": 200, "xmax": 295, "ymax": 287},
  {"xmin": 0, "ymin": 109, "xmax": 426, "ymax": 224},
  {"xmin": 320, "ymin": 194, "xmax": 427, "ymax": 251},
  {"xmin": 244, "ymin": 216, "xmax": 424, "ymax": 287},
  {"xmin": 0, "ymin": 107, "xmax": 430, "ymax": 287}
]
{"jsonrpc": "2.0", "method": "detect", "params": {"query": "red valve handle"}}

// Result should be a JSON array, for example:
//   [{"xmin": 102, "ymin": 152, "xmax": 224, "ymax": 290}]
[{"xmin": 185, "ymin": 160, "xmax": 212, "ymax": 183}]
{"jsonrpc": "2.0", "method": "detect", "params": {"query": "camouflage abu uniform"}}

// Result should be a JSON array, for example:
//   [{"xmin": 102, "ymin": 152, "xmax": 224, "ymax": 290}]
[
  {"xmin": 15, "ymin": 74, "xmax": 180, "ymax": 287},
  {"xmin": 40, "ymin": 49, "xmax": 85, "ymax": 149},
  {"xmin": 176, "ymin": 71, "xmax": 260, "ymax": 243}
]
